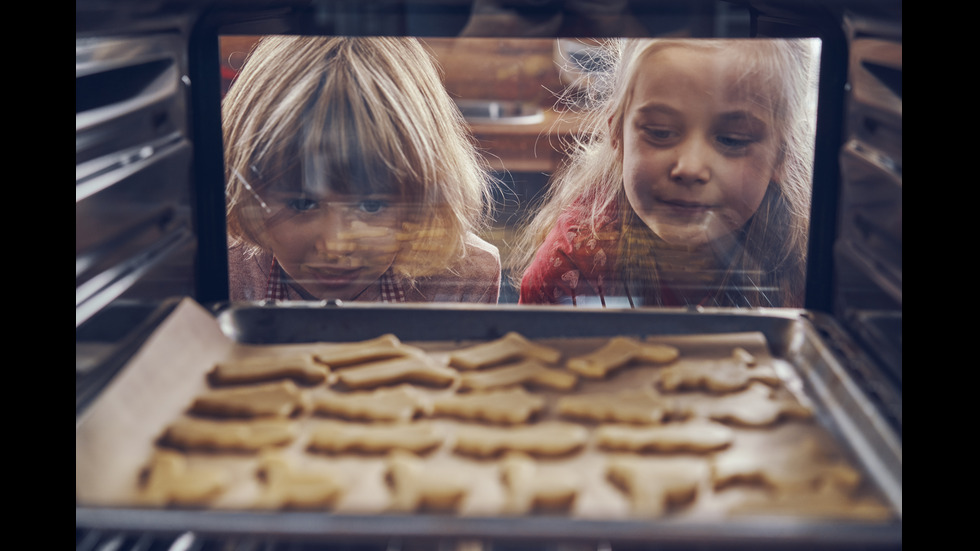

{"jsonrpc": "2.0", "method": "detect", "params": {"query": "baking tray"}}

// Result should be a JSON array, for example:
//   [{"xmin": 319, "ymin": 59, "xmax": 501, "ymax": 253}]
[{"xmin": 76, "ymin": 299, "xmax": 902, "ymax": 549}]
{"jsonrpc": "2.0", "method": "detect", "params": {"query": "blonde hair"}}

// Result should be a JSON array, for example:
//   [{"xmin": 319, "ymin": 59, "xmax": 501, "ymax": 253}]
[
  {"xmin": 223, "ymin": 35, "xmax": 495, "ymax": 280},
  {"xmin": 511, "ymin": 38, "xmax": 819, "ymax": 307}
]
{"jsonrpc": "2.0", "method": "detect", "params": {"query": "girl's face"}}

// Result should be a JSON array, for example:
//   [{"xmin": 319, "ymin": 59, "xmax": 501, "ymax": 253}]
[
  {"xmin": 616, "ymin": 46, "xmax": 782, "ymax": 247},
  {"xmin": 260, "ymin": 186, "xmax": 403, "ymax": 301}
]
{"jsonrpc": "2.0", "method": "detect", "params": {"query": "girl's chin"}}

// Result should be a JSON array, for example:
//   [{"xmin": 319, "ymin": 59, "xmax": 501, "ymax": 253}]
[{"xmin": 649, "ymin": 222, "xmax": 734, "ymax": 248}]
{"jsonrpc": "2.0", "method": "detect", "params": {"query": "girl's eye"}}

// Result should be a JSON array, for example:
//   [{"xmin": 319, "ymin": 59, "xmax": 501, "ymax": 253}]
[
  {"xmin": 643, "ymin": 127, "xmax": 677, "ymax": 143},
  {"xmin": 286, "ymin": 197, "xmax": 319, "ymax": 212},
  {"xmin": 716, "ymin": 134, "xmax": 756, "ymax": 151},
  {"xmin": 357, "ymin": 199, "xmax": 388, "ymax": 214},
  {"xmin": 717, "ymin": 135, "xmax": 752, "ymax": 147}
]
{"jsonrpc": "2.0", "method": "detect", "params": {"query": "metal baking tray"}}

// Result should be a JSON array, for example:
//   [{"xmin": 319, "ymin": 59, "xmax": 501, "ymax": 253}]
[{"xmin": 76, "ymin": 301, "xmax": 902, "ymax": 549}]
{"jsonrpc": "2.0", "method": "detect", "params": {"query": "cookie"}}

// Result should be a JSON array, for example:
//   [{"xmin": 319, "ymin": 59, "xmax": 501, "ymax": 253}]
[
  {"xmin": 458, "ymin": 358, "xmax": 578, "ymax": 392},
  {"xmin": 449, "ymin": 332, "xmax": 562, "ymax": 370},
  {"xmin": 566, "ymin": 337, "xmax": 679, "ymax": 379},
  {"xmin": 432, "ymin": 387, "xmax": 546, "ymax": 425},
  {"xmin": 312, "ymin": 385, "xmax": 433, "ymax": 422},
  {"xmin": 498, "ymin": 452, "xmax": 579, "ymax": 515},
  {"xmin": 188, "ymin": 380, "xmax": 308, "ymax": 418},
  {"xmin": 208, "ymin": 354, "xmax": 330, "ymax": 386},
  {"xmin": 312, "ymin": 334, "xmax": 411, "ymax": 367},
  {"xmin": 606, "ymin": 456, "xmax": 709, "ymax": 517},
  {"xmin": 385, "ymin": 450, "xmax": 470, "ymax": 513},
  {"xmin": 453, "ymin": 422, "xmax": 588, "ymax": 458},
  {"xmin": 711, "ymin": 437, "xmax": 863, "ymax": 494},
  {"xmin": 138, "ymin": 450, "xmax": 228, "ymax": 507},
  {"xmin": 657, "ymin": 358, "xmax": 782, "ymax": 394},
  {"xmin": 255, "ymin": 453, "xmax": 345, "ymax": 509},
  {"xmin": 333, "ymin": 352, "xmax": 458, "ymax": 390},
  {"xmin": 307, "ymin": 420, "xmax": 444, "ymax": 455},
  {"xmin": 595, "ymin": 420, "xmax": 734, "ymax": 453},
  {"xmin": 159, "ymin": 417, "xmax": 297, "ymax": 452},
  {"xmin": 556, "ymin": 388, "xmax": 681, "ymax": 425},
  {"xmin": 693, "ymin": 383, "xmax": 814, "ymax": 426}
]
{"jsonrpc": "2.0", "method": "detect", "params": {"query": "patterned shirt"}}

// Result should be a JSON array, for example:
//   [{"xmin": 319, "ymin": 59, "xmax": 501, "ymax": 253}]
[{"xmin": 264, "ymin": 258, "xmax": 406, "ymax": 303}]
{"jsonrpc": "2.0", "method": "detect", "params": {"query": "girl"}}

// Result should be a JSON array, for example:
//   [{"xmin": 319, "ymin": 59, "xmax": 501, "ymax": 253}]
[
  {"xmin": 513, "ymin": 38, "xmax": 819, "ymax": 308},
  {"xmin": 224, "ymin": 36, "xmax": 501, "ymax": 303}
]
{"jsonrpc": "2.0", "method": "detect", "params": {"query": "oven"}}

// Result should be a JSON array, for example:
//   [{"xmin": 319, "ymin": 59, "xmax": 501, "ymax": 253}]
[{"xmin": 76, "ymin": 1, "xmax": 901, "ymax": 549}]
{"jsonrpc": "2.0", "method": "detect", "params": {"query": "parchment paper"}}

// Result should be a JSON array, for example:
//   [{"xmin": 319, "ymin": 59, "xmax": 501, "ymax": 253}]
[{"xmin": 75, "ymin": 298, "xmax": 892, "ymax": 522}]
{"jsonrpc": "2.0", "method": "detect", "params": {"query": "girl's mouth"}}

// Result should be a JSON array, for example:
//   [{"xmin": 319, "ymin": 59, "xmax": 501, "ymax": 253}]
[
  {"xmin": 303, "ymin": 266, "xmax": 364, "ymax": 288},
  {"xmin": 657, "ymin": 199, "xmax": 716, "ymax": 218}
]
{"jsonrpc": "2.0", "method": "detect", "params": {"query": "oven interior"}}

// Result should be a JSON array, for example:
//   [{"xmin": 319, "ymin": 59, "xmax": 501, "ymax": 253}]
[{"xmin": 76, "ymin": 1, "xmax": 902, "ymax": 549}]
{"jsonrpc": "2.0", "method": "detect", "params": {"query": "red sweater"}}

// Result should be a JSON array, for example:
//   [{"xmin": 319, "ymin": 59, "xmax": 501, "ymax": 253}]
[{"xmin": 519, "ymin": 203, "xmax": 626, "ymax": 307}]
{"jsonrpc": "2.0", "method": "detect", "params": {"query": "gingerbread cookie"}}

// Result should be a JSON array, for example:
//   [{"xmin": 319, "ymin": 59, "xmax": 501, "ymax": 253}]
[
  {"xmin": 657, "ymin": 358, "xmax": 782, "ymax": 394},
  {"xmin": 307, "ymin": 420, "xmax": 444, "ymax": 455},
  {"xmin": 498, "ymin": 452, "xmax": 579, "ymax": 515},
  {"xmin": 138, "ymin": 450, "xmax": 228, "ymax": 507},
  {"xmin": 255, "ymin": 453, "xmax": 345, "ymax": 509},
  {"xmin": 693, "ymin": 383, "xmax": 814, "ymax": 426},
  {"xmin": 159, "ymin": 417, "xmax": 297, "ymax": 452},
  {"xmin": 432, "ymin": 387, "xmax": 546, "ymax": 425},
  {"xmin": 208, "ymin": 354, "xmax": 330, "ymax": 386},
  {"xmin": 606, "ymin": 456, "xmax": 709, "ymax": 517},
  {"xmin": 458, "ymin": 358, "xmax": 578, "ymax": 392},
  {"xmin": 556, "ymin": 388, "xmax": 681, "ymax": 425},
  {"xmin": 453, "ymin": 422, "xmax": 588, "ymax": 458},
  {"xmin": 333, "ymin": 353, "xmax": 458, "ymax": 390},
  {"xmin": 385, "ymin": 450, "xmax": 471, "ymax": 513},
  {"xmin": 596, "ymin": 420, "xmax": 734, "ymax": 453},
  {"xmin": 312, "ymin": 334, "xmax": 411, "ymax": 367},
  {"xmin": 312, "ymin": 385, "xmax": 433, "ymax": 422},
  {"xmin": 711, "ymin": 437, "xmax": 863, "ymax": 495},
  {"xmin": 188, "ymin": 380, "xmax": 308, "ymax": 418},
  {"xmin": 449, "ymin": 332, "xmax": 562, "ymax": 370},
  {"xmin": 566, "ymin": 337, "xmax": 679, "ymax": 379}
]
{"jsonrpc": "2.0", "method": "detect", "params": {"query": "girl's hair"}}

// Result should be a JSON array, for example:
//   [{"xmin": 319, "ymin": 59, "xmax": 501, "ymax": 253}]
[
  {"xmin": 223, "ymin": 35, "xmax": 495, "ymax": 280},
  {"xmin": 510, "ymin": 38, "xmax": 819, "ymax": 307}
]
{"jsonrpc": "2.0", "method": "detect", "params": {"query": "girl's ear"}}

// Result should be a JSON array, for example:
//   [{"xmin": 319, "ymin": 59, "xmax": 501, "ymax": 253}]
[{"xmin": 607, "ymin": 115, "xmax": 620, "ymax": 150}]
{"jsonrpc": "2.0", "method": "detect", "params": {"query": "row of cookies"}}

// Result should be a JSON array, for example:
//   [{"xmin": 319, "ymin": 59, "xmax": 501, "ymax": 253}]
[{"xmin": 139, "ymin": 332, "xmax": 885, "ymax": 519}]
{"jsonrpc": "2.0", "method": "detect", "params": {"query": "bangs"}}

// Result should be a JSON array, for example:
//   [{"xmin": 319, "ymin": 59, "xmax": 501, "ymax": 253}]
[{"xmin": 256, "ymin": 62, "xmax": 421, "ymax": 199}]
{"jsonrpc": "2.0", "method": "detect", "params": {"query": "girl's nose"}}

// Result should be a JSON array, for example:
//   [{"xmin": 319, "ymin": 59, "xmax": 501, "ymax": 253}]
[
  {"xmin": 669, "ymin": 138, "xmax": 711, "ymax": 185},
  {"xmin": 313, "ymin": 209, "xmax": 356, "ymax": 257}
]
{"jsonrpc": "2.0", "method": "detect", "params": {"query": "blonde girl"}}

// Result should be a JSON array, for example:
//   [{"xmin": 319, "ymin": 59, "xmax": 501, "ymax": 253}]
[
  {"xmin": 513, "ymin": 38, "xmax": 819, "ymax": 308},
  {"xmin": 224, "ymin": 36, "xmax": 501, "ymax": 303}
]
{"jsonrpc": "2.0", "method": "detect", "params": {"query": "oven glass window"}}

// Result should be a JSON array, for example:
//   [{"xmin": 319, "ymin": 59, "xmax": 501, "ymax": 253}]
[{"xmin": 219, "ymin": 34, "xmax": 820, "ymax": 308}]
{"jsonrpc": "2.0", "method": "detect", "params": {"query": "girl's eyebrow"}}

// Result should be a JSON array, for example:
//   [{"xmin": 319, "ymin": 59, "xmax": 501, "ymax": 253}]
[
  {"xmin": 635, "ymin": 103, "xmax": 680, "ymax": 117},
  {"xmin": 716, "ymin": 111, "xmax": 768, "ymax": 128}
]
